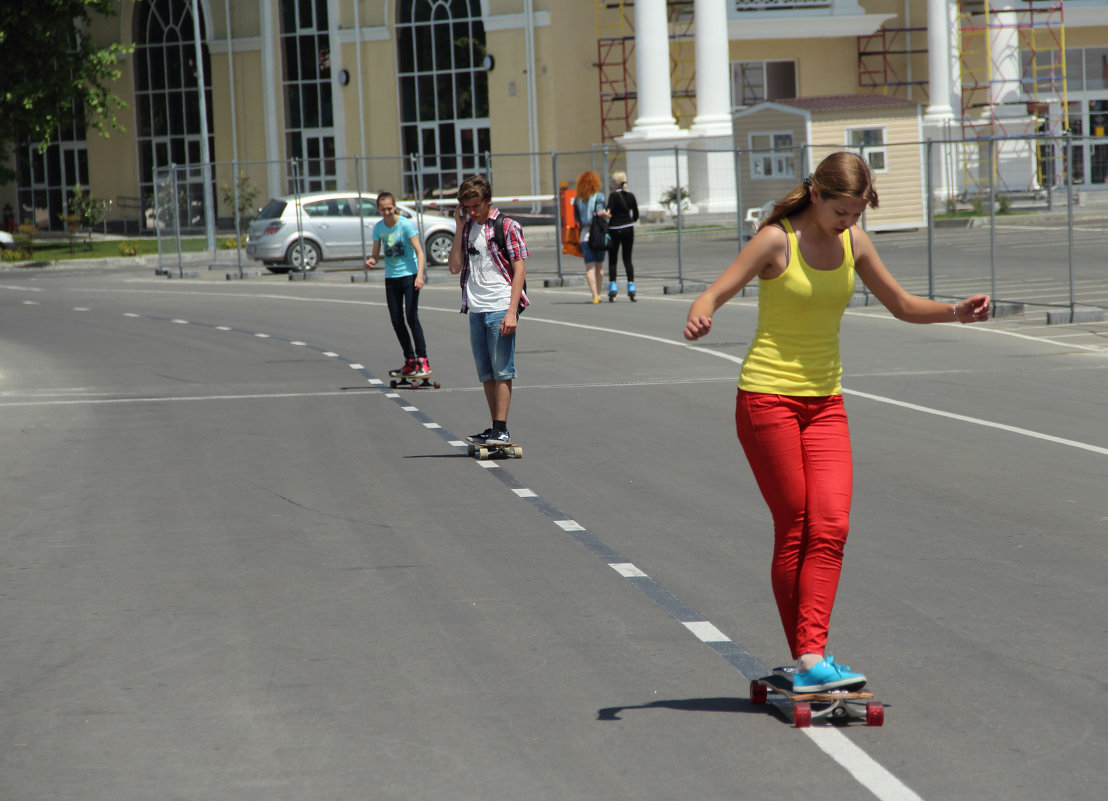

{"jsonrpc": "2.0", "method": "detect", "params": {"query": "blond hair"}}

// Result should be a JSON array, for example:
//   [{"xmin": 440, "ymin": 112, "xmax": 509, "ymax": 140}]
[{"xmin": 610, "ymin": 171, "xmax": 627, "ymax": 190}]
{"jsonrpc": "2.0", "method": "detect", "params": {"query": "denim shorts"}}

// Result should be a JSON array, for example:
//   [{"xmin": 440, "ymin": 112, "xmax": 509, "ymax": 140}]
[
  {"xmin": 580, "ymin": 241, "xmax": 604, "ymax": 262},
  {"xmin": 468, "ymin": 309, "xmax": 517, "ymax": 382}
]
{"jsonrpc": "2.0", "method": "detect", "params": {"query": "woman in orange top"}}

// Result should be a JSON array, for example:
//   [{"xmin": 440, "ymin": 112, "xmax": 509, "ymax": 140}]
[{"xmin": 684, "ymin": 152, "xmax": 991, "ymax": 692}]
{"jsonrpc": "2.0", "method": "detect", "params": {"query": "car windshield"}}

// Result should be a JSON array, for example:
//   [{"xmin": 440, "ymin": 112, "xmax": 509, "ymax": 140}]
[{"xmin": 257, "ymin": 199, "xmax": 287, "ymax": 219}]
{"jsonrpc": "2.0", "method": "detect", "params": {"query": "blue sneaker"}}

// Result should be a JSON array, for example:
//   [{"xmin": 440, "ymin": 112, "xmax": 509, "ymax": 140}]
[
  {"xmin": 792, "ymin": 655, "xmax": 867, "ymax": 692},
  {"xmin": 608, "ymin": 282, "xmax": 618, "ymax": 302},
  {"xmin": 628, "ymin": 281, "xmax": 637, "ymax": 302}
]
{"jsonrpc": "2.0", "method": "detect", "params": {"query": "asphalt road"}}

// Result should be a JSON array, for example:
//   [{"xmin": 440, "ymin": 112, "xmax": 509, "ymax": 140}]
[{"xmin": 0, "ymin": 248, "xmax": 1105, "ymax": 800}]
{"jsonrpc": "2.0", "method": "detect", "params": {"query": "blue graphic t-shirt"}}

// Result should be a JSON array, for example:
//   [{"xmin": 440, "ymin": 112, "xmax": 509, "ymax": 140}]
[{"xmin": 372, "ymin": 216, "xmax": 419, "ymax": 278}]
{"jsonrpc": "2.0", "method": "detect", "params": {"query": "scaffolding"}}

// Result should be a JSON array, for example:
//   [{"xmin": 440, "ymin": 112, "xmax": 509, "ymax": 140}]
[
  {"xmin": 596, "ymin": 1, "xmax": 636, "ymax": 143},
  {"xmin": 958, "ymin": 0, "xmax": 1067, "ymax": 193},
  {"xmin": 594, "ymin": 1, "xmax": 697, "ymax": 142},
  {"xmin": 857, "ymin": 25, "xmax": 930, "ymax": 100}
]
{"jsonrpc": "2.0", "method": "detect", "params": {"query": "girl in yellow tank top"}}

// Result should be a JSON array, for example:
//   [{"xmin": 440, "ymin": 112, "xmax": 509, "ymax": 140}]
[
  {"xmin": 738, "ymin": 217, "xmax": 856, "ymax": 397},
  {"xmin": 683, "ymin": 152, "xmax": 991, "ymax": 693}
]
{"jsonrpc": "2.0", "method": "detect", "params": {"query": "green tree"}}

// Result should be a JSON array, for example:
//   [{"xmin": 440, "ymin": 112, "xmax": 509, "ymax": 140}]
[{"xmin": 0, "ymin": 1, "xmax": 131, "ymax": 185}]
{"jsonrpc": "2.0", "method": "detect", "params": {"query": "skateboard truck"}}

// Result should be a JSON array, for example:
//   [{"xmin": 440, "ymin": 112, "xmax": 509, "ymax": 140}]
[
  {"xmin": 465, "ymin": 438, "xmax": 523, "ymax": 460},
  {"xmin": 389, "ymin": 374, "xmax": 440, "ymax": 390},
  {"xmin": 750, "ymin": 674, "xmax": 884, "ymax": 728}
]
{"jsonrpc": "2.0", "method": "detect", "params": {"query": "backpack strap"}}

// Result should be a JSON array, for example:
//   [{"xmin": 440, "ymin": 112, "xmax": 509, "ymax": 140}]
[
  {"xmin": 492, "ymin": 213, "xmax": 528, "ymax": 312},
  {"xmin": 495, "ymin": 213, "xmax": 511, "ymax": 257}
]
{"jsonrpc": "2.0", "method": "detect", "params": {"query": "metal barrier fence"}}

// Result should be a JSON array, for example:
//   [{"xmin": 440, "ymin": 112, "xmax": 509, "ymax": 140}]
[{"xmin": 148, "ymin": 137, "xmax": 1107, "ymax": 318}]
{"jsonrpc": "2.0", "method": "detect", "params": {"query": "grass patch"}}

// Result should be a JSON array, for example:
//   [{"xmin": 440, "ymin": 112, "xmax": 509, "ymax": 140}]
[{"xmin": 5, "ymin": 236, "xmax": 212, "ymax": 262}]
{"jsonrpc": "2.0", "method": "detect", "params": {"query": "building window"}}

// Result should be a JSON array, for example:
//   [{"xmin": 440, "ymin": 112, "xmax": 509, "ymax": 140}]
[
  {"xmin": 133, "ymin": 0, "xmax": 215, "ymax": 230},
  {"xmin": 281, "ymin": 0, "xmax": 335, "ymax": 192},
  {"xmin": 846, "ymin": 127, "xmax": 887, "ymax": 172},
  {"xmin": 748, "ymin": 132, "xmax": 796, "ymax": 179},
  {"xmin": 16, "ymin": 110, "xmax": 88, "ymax": 231},
  {"xmin": 732, "ymin": 60, "xmax": 797, "ymax": 108},
  {"xmin": 396, "ymin": 0, "xmax": 490, "ymax": 199}
]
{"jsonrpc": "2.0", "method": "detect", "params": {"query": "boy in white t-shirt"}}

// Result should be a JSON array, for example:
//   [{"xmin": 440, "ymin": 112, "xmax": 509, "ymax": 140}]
[{"xmin": 447, "ymin": 176, "xmax": 529, "ymax": 445}]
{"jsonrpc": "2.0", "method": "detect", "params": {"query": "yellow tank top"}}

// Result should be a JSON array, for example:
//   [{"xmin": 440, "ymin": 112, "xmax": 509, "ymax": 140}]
[{"xmin": 738, "ymin": 218, "xmax": 856, "ymax": 396}]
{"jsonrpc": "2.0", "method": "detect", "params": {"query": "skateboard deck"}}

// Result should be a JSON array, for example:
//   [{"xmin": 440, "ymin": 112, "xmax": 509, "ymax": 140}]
[
  {"xmin": 465, "ymin": 436, "xmax": 523, "ymax": 460},
  {"xmin": 750, "ymin": 674, "xmax": 883, "ymax": 728},
  {"xmin": 388, "ymin": 372, "xmax": 440, "ymax": 389}
]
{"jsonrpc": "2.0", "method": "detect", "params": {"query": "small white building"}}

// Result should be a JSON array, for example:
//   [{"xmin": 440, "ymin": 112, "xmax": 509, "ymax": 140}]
[{"xmin": 734, "ymin": 94, "xmax": 926, "ymax": 232}]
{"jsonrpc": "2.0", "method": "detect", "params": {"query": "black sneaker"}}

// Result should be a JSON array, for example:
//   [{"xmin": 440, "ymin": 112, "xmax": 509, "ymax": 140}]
[
  {"xmin": 467, "ymin": 428, "xmax": 496, "ymax": 444},
  {"xmin": 485, "ymin": 429, "xmax": 511, "ymax": 445}
]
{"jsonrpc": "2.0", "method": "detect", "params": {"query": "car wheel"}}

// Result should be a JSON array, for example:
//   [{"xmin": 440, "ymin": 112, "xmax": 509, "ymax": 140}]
[
  {"xmin": 286, "ymin": 239, "xmax": 321, "ymax": 271},
  {"xmin": 426, "ymin": 232, "xmax": 453, "ymax": 266}
]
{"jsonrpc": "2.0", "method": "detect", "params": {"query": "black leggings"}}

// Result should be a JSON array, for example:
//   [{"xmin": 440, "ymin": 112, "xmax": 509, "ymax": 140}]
[
  {"xmin": 607, "ymin": 226, "xmax": 635, "ymax": 283},
  {"xmin": 385, "ymin": 274, "xmax": 427, "ymax": 359}
]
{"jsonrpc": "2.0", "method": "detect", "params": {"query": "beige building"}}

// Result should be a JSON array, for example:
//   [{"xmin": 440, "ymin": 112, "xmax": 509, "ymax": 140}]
[{"xmin": 3, "ymin": 1, "xmax": 1107, "ymax": 232}]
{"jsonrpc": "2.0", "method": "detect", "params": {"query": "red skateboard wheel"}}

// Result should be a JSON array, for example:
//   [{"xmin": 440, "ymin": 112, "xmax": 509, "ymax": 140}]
[
  {"xmin": 749, "ymin": 681, "xmax": 768, "ymax": 705},
  {"xmin": 865, "ymin": 701, "xmax": 884, "ymax": 727},
  {"xmin": 793, "ymin": 702, "xmax": 812, "ymax": 728}
]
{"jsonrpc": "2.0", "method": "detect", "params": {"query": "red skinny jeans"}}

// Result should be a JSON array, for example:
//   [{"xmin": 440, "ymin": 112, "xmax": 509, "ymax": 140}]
[{"xmin": 735, "ymin": 390, "xmax": 853, "ymax": 659}]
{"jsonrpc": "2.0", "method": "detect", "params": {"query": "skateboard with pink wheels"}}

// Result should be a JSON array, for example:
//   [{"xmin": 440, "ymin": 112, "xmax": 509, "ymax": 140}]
[{"xmin": 750, "ymin": 674, "xmax": 884, "ymax": 728}]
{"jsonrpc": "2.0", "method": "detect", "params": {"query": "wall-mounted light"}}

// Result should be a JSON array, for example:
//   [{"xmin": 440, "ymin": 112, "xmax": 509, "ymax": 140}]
[
  {"xmin": 482, "ymin": 54, "xmax": 495, "ymax": 72},
  {"xmin": 339, "ymin": 69, "xmax": 350, "ymax": 86}
]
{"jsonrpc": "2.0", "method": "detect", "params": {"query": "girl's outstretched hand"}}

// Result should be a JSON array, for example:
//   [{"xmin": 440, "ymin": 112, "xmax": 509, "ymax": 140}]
[
  {"xmin": 958, "ymin": 294, "xmax": 991, "ymax": 323},
  {"xmin": 684, "ymin": 314, "xmax": 712, "ymax": 341}
]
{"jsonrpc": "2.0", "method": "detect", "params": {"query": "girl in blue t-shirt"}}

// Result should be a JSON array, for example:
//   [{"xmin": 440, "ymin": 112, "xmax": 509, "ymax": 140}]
[{"xmin": 366, "ymin": 192, "xmax": 430, "ymax": 377}]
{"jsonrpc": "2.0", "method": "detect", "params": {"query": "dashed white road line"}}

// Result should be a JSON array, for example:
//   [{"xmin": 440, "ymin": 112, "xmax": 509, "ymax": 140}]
[{"xmin": 683, "ymin": 621, "xmax": 732, "ymax": 643}]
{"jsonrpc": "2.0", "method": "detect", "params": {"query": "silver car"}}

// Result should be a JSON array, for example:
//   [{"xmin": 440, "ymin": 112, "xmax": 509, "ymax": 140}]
[{"xmin": 245, "ymin": 191, "xmax": 456, "ymax": 272}]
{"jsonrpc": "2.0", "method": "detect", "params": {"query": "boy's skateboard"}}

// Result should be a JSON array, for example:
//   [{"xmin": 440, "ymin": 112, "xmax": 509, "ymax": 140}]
[
  {"xmin": 750, "ymin": 674, "xmax": 883, "ymax": 728},
  {"xmin": 389, "ymin": 371, "xmax": 440, "ymax": 389},
  {"xmin": 465, "ymin": 435, "xmax": 523, "ymax": 460}
]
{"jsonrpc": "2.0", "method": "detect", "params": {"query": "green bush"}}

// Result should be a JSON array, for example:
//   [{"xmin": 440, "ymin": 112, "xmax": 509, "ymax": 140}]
[
  {"xmin": 117, "ymin": 241, "xmax": 140, "ymax": 257},
  {"xmin": 0, "ymin": 247, "xmax": 31, "ymax": 262},
  {"xmin": 218, "ymin": 235, "xmax": 246, "ymax": 250}
]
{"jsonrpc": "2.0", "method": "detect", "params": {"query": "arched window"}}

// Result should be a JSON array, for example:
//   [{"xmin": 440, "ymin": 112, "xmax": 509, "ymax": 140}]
[
  {"xmin": 396, "ymin": 0, "xmax": 490, "ymax": 198},
  {"xmin": 133, "ymin": 0, "xmax": 214, "ymax": 229}
]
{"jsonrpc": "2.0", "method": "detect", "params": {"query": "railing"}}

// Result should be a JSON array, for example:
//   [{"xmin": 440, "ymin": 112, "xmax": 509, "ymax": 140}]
[{"xmin": 732, "ymin": 0, "xmax": 833, "ymax": 12}]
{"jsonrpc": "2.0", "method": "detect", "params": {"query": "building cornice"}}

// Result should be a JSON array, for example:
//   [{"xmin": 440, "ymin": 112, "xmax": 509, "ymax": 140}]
[{"xmin": 728, "ymin": 12, "xmax": 894, "ymax": 39}]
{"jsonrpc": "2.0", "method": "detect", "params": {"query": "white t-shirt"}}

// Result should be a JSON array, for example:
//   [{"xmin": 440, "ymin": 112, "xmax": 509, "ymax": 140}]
[{"xmin": 465, "ymin": 223, "xmax": 512, "ymax": 312}]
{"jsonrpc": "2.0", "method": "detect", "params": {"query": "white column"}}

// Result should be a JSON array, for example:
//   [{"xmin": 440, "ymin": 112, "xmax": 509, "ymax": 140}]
[
  {"xmin": 988, "ymin": 0, "xmax": 1024, "ymax": 116},
  {"xmin": 690, "ymin": 0, "xmax": 732, "ymax": 135},
  {"xmin": 922, "ymin": 0, "xmax": 961, "ymax": 202},
  {"xmin": 924, "ymin": 0, "xmax": 955, "ymax": 123},
  {"xmin": 986, "ymin": 0, "xmax": 1039, "ymax": 190},
  {"xmin": 629, "ymin": 0, "xmax": 681, "ymax": 137},
  {"xmin": 947, "ymin": 0, "xmax": 962, "ymax": 119}
]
